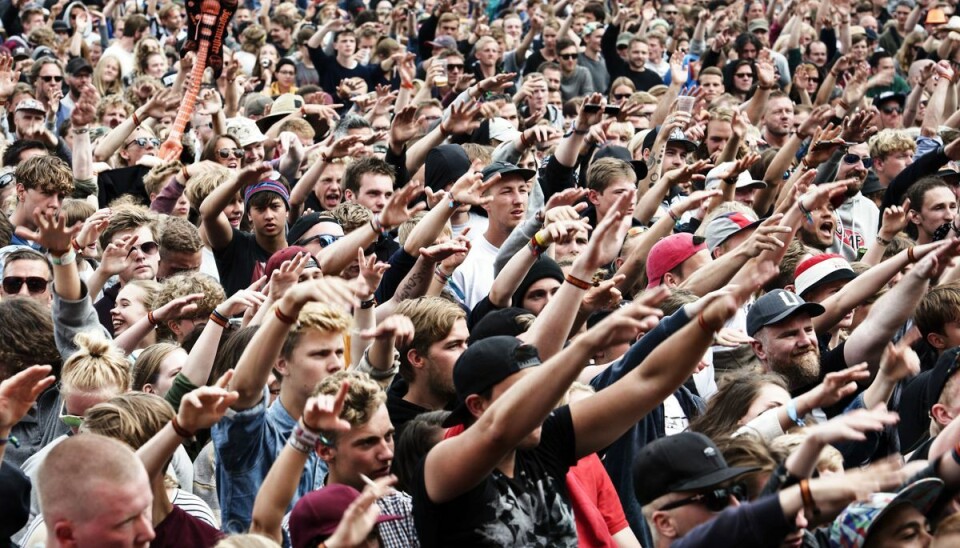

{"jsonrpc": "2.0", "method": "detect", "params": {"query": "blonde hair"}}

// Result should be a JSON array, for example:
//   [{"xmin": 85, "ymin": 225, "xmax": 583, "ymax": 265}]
[
  {"xmin": 770, "ymin": 432, "xmax": 844, "ymax": 474},
  {"xmin": 143, "ymin": 161, "xmax": 184, "ymax": 198},
  {"xmin": 461, "ymin": 143, "xmax": 493, "ymax": 165},
  {"xmin": 398, "ymin": 211, "xmax": 452, "ymax": 246},
  {"xmin": 184, "ymin": 165, "xmax": 233, "ymax": 209},
  {"xmin": 313, "ymin": 370, "xmax": 386, "ymax": 442},
  {"xmin": 81, "ymin": 392, "xmax": 175, "ymax": 449},
  {"xmin": 330, "ymin": 202, "xmax": 373, "ymax": 233},
  {"xmin": 868, "ymin": 129, "xmax": 917, "ymax": 160},
  {"xmin": 60, "ymin": 332, "xmax": 130, "ymax": 397},
  {"xmin": 281, "ymin": 303, "xmax": 352, "ymax": 359},
  {"xmin": 153, "ymin": 273, "xmax": 225, "ymax": 340},
  {"xmin": 93, "ymin": 55, "xmax": 123, "ymax": 96},
  {"xmin": 125, "ymin": 279, "xmax": 162, "ymax": 310},
  {"xmin": 130, "ymin": 342, "xmax": 182, "ymax": 392},
  {"xmin": 393, "ymin": 297, "xmax": 466, "ymax": 382}
]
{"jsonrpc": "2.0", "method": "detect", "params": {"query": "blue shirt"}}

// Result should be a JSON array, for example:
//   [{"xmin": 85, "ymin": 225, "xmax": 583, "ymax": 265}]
[{"xmin": 212, "ymin": 386, "xmax": 327, "ymax": 533}]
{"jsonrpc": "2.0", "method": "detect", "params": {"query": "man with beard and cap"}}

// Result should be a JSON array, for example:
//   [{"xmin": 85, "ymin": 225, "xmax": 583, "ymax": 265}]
[
  {"xmin": 832, "ymin": 142, "xmax": 880, "ymax": 252},
  {"xmin": 424, "ymin": 144, "xmax": 488, "ymax": 238},
  {"xmin": 61, "ymin": 57, "xmax": 92, "ymax": 116}
]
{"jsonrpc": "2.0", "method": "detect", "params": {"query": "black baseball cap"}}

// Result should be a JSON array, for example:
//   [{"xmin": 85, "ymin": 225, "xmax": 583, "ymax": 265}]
[
  {"xmin": 746, "ymin": 289, "xmax": 825, "ymax": 336},
  {"xmin": 632, "ymin": 432, "xmax": 758, "ymax": 505},
  {"xmin": 481, "ymin": 161, "xmax": 535, "ymax": 182},
  {"xmin": 66, "ymin": 57, "xmax": 93, "ymax": 76},
  {"xmin": 469, "ymin": 308, "xmax": 535, "ymax": 343},
  {"xmin": 443, "ymin": 336, "xmax": 542, "ymax": 427},
  {"xmin": 424, "ymin": 144, "xmax": 471, "ymax": 192},
  {"xmin": 287, "ymin": 211, "xmax": 340, "ymax": 246},
  {"xmin": 875, "ymin": 91, "xmax": 907, "ymax": 109},
  {"xmin": 592, "ymin": 145, "xmax": 648, "ymax": 180}
]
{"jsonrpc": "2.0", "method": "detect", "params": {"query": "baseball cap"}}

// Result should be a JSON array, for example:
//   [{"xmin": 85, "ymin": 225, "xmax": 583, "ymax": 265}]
[
  {"xmin": 632, "ymin": 432, "xmax": 759, "ymax": 505},
  {"xmin": 704, "ymin": 212, "xmax": 761, "ymax": 252},
  {"xmin": 443, "ymin": 336, "xmax": 542, "ymax": 427},
  {"xmin": 617, "ymin": 32, "xmax": 634, "ymax": 47},
  {"xmin": 226, "ymin": 117, "xmax": 267, "ymax": 147},
  {"xmin": 15, "ymin": 99, "xmax": 45, "ymax": 114},
  {"xmin": 481, "ymin": 160, "xmax": 535, "ymax": 183},
  {"xmin": 288, "ymin": 484, "xmax": 402, "ymax": 548},
  {"xmin": 243, "ymin": 179, "xmax": 290, "ymax": 209},
  {"xmin": 243, "ymin": 93, "xmax": 273, "ymax": 117},
  {"xmin": 52, "ymin": 20, "xmax": 70, "ymax": 33},
  {"xmin": 793, "ymin": 254, "xmax": 857, "ymax": 298},
  {"xmin": 32, "ymin": 46, "xmax": 55, "ymax": 61},
  {"xmin": 829, "ymin": 479, "xmax": 943, "ymax": 548},
  {"xmin": 861, "ymin": 172, "xmax": 884, "ymax": 196},
  {"xmin": 746, "ymin": 289, "xmax": 825, "ymax": 336},
  {"xmin": 592, "ymin": 145, "xmax": 648, "ymax": 180},
  {"xmin": 864, "ymin": 27, "xmax": 879, "ymax": 41},
  {"xmin": 287, "ymin": 211, "xmax": 341, "ymax": 246},
  {"xmin": 427, "ymin": 35, "xmax": 458, "ymax": 50},
  {"xmin": 469, "ymin": 307, "xmax": 535, "ymax": 343},
  {"xmin": 425, "ymin": 144, "xmax": 472, "ymax": 192},
  {"xmin": 876, "ymin": 91, "xmax": 907, "ymax": 109},
  {"xmin": 747, "ymin": 18, "xmax": 770, "ymax": 32},
  {"xmin": 65, "ymin": 57, "xmax": 93, "ymax": 76},
  {"xmin": 641, "ymin": 125, "xmax": 698, "ymax": 154},
  {"xmin": 256, "ymin": 93, "xmax": 305, "ymax": 132},
  {"xmin": 4, "ymin": 39, "xmax": 29, "ymax": 60},
  {"xmin": 488, "ymin": 117, "xmax": 522, "ymax": 143},
  {"xmin": 704, "ymin": 162, "xmax": 768, "ymax": 191},
  {"xmin": 645, "ymin": 233, "xmax": 707, "ymax": 288},
  {"xmin": 265, "ymin": 246, "xmax": 319, "ymax": 280}
]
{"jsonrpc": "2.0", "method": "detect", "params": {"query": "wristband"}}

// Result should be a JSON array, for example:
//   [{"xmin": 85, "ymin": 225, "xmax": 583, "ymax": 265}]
[
  {"xmin": 907, "ymin": 247, "xmax": 916, "ymax": 262},
  {"xmin": 288, "ymin": 434, "xmax": 313, "ymax": 454},
  {"xmin": 797, "ymin": 200, "xmax": 814, "ymax": 226},
  {"xmin": 758, "ymin": 83, "xmax": 777, "ymax": 90},
  {"xmin": 528, "ymin": 235, "xmax": 547, "ymax": 256},
  {"xmin": 72, "ymin": 127, "xmax": 89, "ymax": 134},
  {"xmin": 799, "ymin": 479, "xmax": 821, "ymax": 517},
  {"xmin": 520, "ymin": 131, "xmax": 530, "ymax": 148},
  {"xmin": 434, "ymin": 265, "xmax": 451, "ymax": 284},
  {"xmin": 696, "ymin": 311, "xmax": 722, "ymax": 332},
  {"xmin": 400, "ymin": 81, "xmax": 415, "ymax": 90},
  {"xmin": 48, "ymin": 249, "xmax": 76, "ymax": 265},
  {"xmin": 787, "ymin": 398, "xmax": 806, "ymax": 427},
  {"xmin": 71, "ymin": 237, "xmax": 83, "ymax": 252},
  {"xmin": 275, "ymin": 305, "xmax": 297, "ymax": 324},
  {"xmin": 439, "ymin": 123, "xmax": 451, "ymax": 138},
  {"xmin": 147, "ymin": 310, "xmax": 159, "ymax": 326},
  {"xmin": 131, "ymin": 110, "xmax": 141, "ymax": 127},
  {"xmin": 448, "ymin": 198, "xmax": 461, "ymax": 209},
  {"xmin": 181, "ymin": 164, "xmax": 190, "ymax": 181},
  {"xmin": 565, "ymin": 273, "xmax": 596, "ymax": 290},
  {"xmin": 667, "ymin": 208, "xmax": 681, "ymax": 222},
  {"xmin": 209, "ymin": 310, "xmax": 229, "ymax": 327},
  {"xmin": 875, "ymin": 234, "xmax": 891, "ymax": 246},
  {"xmin": 171, "ymin": 416, "xmax": 195, "ymax": 438},
  {"xmin": 360, "ymin": 297, "xmax": 377, "ymax": 309},
  {"xmin": 370, "ymin": 214, "xmax": 388, "ymax": 235},
  {"xmin": 571, "ymin": 124, "xmax": 589, "ymax": 135},
  {"xmin": 0, "ymin": 434, "xmax": 19, "ymax": 448}
]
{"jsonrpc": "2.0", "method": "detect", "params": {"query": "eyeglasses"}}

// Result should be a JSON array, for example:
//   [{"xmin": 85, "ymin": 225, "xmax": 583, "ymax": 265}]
[
  {"xmin": 880, "ymin": 106, "xmax": 903, "ymax": 115},
  {"xmin": 559, "ymin": 53, "xmax": 578, "ymax": 60},
  {"xmin": 2, "ymin": 276, "xmax": 49, "ymax": 295},
  {"xmin": 60, "ymin": 401, "xmax": 84, "ymax": 429},
  {"xmin": 40, "ymin": 75, "xmax": 63, "ymax": 83},
  {"xmin": 126, "ymin": 241, "xmax": 160, "ymax": 256},
  {"xmin": 297, "ymin": 233, "xmax": 341, "ymax": 248},
  {"xmin": 277, "ymin": 70, "xmax": 296, "ymax": 76},
  {"xmin": 735, "ymin": 72, "xmax": 753, "ymax": 78},
  {"xmin": 124, "ymin": 137, "xmax": 161, "ymax": 149},
  {"xmin": 659, "ymin": 483, "xmax": 747, "ymax": 513},
  {"xmin": 842, "ymin": 153, "xmax": 873, "ymax": 168},
  {"xmin": 217, "ymin": 148, "xmax": 243, "ymax": 159}
]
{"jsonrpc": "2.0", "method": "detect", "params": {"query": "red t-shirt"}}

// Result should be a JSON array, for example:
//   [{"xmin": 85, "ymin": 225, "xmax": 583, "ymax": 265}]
[
  {"xmin": 152, "ymin": 505, "xmax": 224, "ymax": 548},
  {"xmin": 566, "ymin": 453, "xmax": 630, "ymax": 548}
]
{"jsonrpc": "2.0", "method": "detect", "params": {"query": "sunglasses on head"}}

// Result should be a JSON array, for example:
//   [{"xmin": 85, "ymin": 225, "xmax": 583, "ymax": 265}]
[
  {"xmin": 842, "ymin": 153, "xmax": 873, "ymax": 168},
  {"xmin": 880, "ymin": 106, "xmax": 903, "ymax": 115},
  {"xmin": 297, "ymin": 233, "xmax": 342, "ymax": 248},
  {"xmin": 660, "ymin": 483, "xmax": 747, "ymax": 512},
  {"xmin": 126, "ymin": 241, "xmax": 160, "ymax": 256},
  {"xmin": 559, "ymin": 53, "xmax": 578, "ymax": 60},
  {"xmin": 0, "ymin": 172, "xmax": 14, "ymax": 189},
  {"xmin": 218, "ymin": 147, "xmax": 243, "ymax": 159},
  {"xmin": 2, "ymin": 276, "xmax": 49, "ymax": 295},
  {"xmin": 40, "ymin": 75, "xmax": 63, "ymax": 83},
  {"xmin": 60, "ymin": 401, "xmax": 84, "ymax": 429},
  {"xmin": 125, "ymin": 137, "xmax": 161, "ymax": 149}
]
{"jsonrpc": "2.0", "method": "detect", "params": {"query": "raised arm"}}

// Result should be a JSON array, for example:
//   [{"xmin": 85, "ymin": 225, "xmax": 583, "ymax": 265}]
[
  {"xmin": 199, "ymin": 163, "xmax": 271, "ymax": 251},
  {"xmin": 422, "ymin": 289, "xmax": 666, "ymax": 504},
  {"xmin": 93, "ymin": 88, "xmax": 177, "ymax": 162}
]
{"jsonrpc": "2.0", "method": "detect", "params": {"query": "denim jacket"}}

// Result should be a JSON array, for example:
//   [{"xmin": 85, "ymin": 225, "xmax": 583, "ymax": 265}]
[{"xmin": 212, "ymin": 387, "xmax": 327, "ymax": 533}]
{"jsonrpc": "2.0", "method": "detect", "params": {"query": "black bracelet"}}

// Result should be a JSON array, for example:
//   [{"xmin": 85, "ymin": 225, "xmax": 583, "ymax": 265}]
[{"xmin": 360, "ymin": 298, "xmax": 377, "ymax": 309}]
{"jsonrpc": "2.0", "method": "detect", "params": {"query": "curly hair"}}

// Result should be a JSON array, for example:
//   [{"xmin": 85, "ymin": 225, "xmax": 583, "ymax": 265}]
[
  {"xmin": 313, "ymin": 370, "xmax": 386, "ymax": 443},
  {"xmin": 153, "ymin": 272, "xmax": 225, "ymax": 340},
  {"xmin": 281, "ymin": 303, "xmax": 352, "ymax": 359},
  {"xmin": 868, "ymin": 129, "xmax": 917, "ymax": 160},
  {"xmin": 15, "ymin": 154, "xmax": 73, "ymax": 196},
  {"xmin": 96, "ymin": 94, "xmax": 134, "ymax": 124},
  {"xmin": 330, "ymin": 201, "xmax": 373, "ymax": 233}
]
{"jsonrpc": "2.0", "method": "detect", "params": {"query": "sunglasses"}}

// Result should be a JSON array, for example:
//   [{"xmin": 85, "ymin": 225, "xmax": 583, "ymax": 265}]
[
  {"xmin": 0, "ymin": 172, "xmax": 13, "ymax": 188},
  {"xmin": 60, "ymin": 401, "xmax": 84, "ymax": 429},
  {"xmin": 559, "ymin": 53, "xmax": 578, "ymax": 60},
  {"xmin": 126, "ymin": 241, "xmax": 160, "ymax": 256},
  {"xmin": 2, "ymin": 276, "xmax": 49, "ymax": 295},
  {"xmin": 297, "ymin": 233, "xmax": 342, "ymax": 248},
  {"xmin": 40, "ymin": 75, "xmax": 63, "ymax": 83},
  {"xmin": 614, "ymin": 93, "xmax": 632, "ymax": 100},
  {"xmin": 735, "ymin": 72, "xmax": 753, "ymax": 78},
  {"xmin": 218, "ymin": 147, "xmax": 243, "ymax": 159},
  {"xmin": 880, "ymin": 106, "xmax": 903, "ymax": 115},
  {"xmin": 124, "ymin": 137, "xmax": 161, "ymax": 149},
  {"xmin": 660, "ymin": 483, "xmax": 747, "ymax": 512},
  {"xmin": 842, "ymin": 153, "xmax": 873, "ymax": 168},
  {"xmin": 446, "ymin": 63, "xmax": 464, "ymax": 71}
]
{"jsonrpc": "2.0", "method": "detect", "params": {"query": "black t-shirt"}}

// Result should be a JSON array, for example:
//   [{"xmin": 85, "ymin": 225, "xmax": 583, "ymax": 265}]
[
  {"xmin": 411, "ymin": 406, "xmax": 579, "ymax": 547},
  {"xmin": 306, "ymin": 45, "xmax": 387, "ymax": 100},
  {"xmin": 386, "ymin": 378, "xmax": 428, "ymax": 433},
  {"xmin": 213, "ymin": 228, "xmax": 272, "ymax": 297}
]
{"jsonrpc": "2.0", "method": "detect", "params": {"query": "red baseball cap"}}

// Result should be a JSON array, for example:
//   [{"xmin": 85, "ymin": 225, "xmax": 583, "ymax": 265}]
[
  {"xmin": 646, "ymin": 233, "xmax": 707, "ymax": 287},
  {"xmin": 793, "ymin": 253, "xmax": 856, "ymax": 298}
]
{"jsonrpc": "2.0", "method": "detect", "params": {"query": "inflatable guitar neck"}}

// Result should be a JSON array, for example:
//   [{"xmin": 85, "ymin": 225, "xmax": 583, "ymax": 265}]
[{"xmin": 158, "ymin": 0, "xmax": 237, "ymax": 161}]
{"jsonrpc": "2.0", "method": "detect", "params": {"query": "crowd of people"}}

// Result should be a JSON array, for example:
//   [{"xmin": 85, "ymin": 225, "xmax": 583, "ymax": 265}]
[{"xmin": 6, "ymin": 0, "xmax": 960, "ymax": 545}]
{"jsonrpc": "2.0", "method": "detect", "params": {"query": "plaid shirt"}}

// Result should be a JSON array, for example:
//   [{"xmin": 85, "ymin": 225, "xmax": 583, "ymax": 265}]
[{"xmin": 281, "ymin": 489, "xmax": 420, "ymax": 548}]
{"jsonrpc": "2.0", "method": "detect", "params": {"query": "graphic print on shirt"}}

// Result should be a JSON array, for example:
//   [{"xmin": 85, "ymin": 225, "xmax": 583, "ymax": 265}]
[{"xmin": 474, "ymin": 469, "xmax": 578, "ymax": 547}]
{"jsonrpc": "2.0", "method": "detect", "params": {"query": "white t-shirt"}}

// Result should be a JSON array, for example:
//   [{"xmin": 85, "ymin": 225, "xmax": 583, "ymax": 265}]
[
  {"xmin": 102, "ymin": 43, "xmax": 135, "ymax": 77},
  {"xmin": 451, "ymin": 234, "xmax": 500, "ymax": 310}
]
